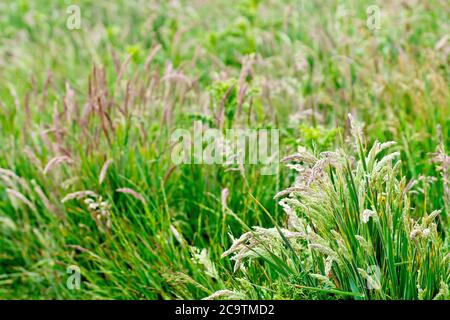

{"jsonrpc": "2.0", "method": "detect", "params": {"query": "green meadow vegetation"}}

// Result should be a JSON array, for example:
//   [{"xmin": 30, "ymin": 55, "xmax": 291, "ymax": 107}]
[{"xmin": 0, "ymin": 0, "xmax": 448, "ymax": 299}]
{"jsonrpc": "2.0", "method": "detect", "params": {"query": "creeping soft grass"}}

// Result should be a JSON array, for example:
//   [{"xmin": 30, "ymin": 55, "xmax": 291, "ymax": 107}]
[{"xmin": 0, "ymin": 0, "xmax": 448, "ymax": 299}]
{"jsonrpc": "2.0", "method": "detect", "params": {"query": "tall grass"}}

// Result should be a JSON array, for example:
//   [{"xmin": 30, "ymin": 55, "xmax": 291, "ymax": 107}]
[
  {"xmin": 220, "ymin": 115, "xmax": 449, "ymax": 299},
  {"xmin": 0, "ymin": 0, "xmax": 448, "ymax": 299}
]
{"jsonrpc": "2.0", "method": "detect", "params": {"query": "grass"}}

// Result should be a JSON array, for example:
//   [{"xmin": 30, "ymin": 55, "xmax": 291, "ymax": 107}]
[{"xmin": 0, "ymin": 0, "xmax": 448, "ymax": 299}]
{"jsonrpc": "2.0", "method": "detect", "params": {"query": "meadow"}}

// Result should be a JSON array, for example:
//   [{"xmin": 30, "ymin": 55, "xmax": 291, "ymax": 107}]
[{"xmin": 0, "ymin": 0, "xmax": 448, "ymax": 299}]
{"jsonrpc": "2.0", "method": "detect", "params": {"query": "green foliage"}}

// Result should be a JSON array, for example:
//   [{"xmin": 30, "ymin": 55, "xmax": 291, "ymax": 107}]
[
  {"xmin": 298, "ymin": 124, "xmax": 337, "ymax": 151},
  {"xmin": 0, "ymin": 0, "xmax": 448, "ymax": 300}
]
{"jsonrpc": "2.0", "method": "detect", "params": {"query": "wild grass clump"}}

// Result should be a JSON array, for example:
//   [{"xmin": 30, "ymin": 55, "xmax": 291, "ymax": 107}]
[{"xmin": 220, "ymin": 115, "xmax": 449, "ymax": 300}]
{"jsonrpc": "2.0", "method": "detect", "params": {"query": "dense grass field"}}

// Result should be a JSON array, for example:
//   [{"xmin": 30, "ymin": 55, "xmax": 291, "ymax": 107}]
[{"xmin": 0, "ymin": 0, "xmax": 449, "ymax": 299}]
